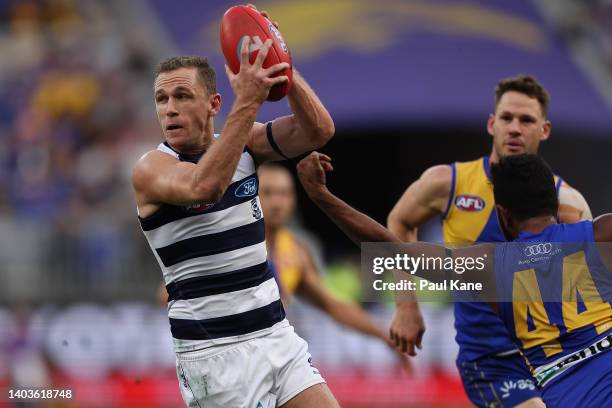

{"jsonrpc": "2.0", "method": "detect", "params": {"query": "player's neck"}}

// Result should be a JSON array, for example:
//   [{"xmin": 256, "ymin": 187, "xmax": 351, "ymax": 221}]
[
  {"xmin": 489, "ymin": 148, "xmax": 500, "ymax": 164},
  {"xmin": 517, "ymin": 215, "xmax": 557, "ymax": 235},
  {"xmin": 167, "ymin": 130, "xmax": 214, "ymax": 156}
]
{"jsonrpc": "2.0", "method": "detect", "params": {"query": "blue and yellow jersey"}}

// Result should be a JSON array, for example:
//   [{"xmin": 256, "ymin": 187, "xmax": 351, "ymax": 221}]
[
  {"xmin": 269, "ymin": 228, "xmax": 302, "ymax": 301},
  {"xmin": 495, "ymin": 221, "xmax": 612, "ymax": 387},
  {"xmin": 443, "ymin": 156, "xmax": 563, "ymax": 361}
]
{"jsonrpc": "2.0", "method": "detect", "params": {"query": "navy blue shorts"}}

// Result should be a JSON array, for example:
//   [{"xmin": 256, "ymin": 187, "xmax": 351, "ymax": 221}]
[
  {"xmin": 541, "ymin": 350, "xmax": 611, "ymax": 407},
  {"xmin": 457, "ymin": 353, "xmax": 540, "ymax": 407}
]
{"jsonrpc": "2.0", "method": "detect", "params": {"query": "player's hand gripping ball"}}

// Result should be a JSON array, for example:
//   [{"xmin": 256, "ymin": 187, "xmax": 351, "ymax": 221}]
[{"xmin": 220, "ymin": 4, "xmax": 293, "ymax": 101}]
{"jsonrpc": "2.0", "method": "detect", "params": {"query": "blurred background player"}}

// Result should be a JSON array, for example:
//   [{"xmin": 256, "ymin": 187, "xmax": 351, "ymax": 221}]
[
  {"xmin": 133, "ymin": 6, "xmax": 339, "ymax": 405},
  {"xmin": 386, "ymin": 75, "xmax": 592, "ymax": 407},
  {"xmin": 258, "ymin": 163, "xmax": 410, "ymax": 369}
]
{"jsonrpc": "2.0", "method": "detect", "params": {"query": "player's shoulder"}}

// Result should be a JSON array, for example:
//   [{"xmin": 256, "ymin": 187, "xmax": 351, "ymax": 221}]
[
  {"xmin": 419, "ymin": 164, "xmax": 453, "ymax": 195},
  {"xmin": 421, "ymin": 164, "xmax": 452, "ymax": 183},
  {"xmin": 132, "ymin": 149, "xmax": 178, "ymax": 188}
]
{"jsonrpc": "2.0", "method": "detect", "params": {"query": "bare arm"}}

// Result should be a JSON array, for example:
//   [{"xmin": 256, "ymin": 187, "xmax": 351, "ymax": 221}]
[
  {"xmin": 386, "ymin": 166, "xmax": 451, "ymax": 355},
  {"xmin": 594, "ymin": 214, "xmax": 612, "ymax": 242},
  {"xmin": 297, "ymin": 153, "xmax": 401, "ymax": 244},
  {"xmin": 558, "ymin": 182, "xmax": 592, "ymax": 223},
  {"xmin": 248, "ymin": 70, "xmax": 335, "ymax": 162},
  {"xmin": 297, "ymin": 153, "xmax": 495, "ymax": 353},
  {"xmin": 296, "ymin": 242, "xmax": 388, "ymax": 341},
  {"xmin": 133, "ymin": 39, "xmax": 289, "ymax": 214},
  {"xmin": 387, "ymin": 165, "xmax": 452, "ymax": 242},
  {"xmin": 295, "ymin": 152, "xmax": 484, "ymax": 272},
  {"xmin": 387, "ymin": 165, "xmax": 452, "ymax": 355},
  {"xmin": 243, "ymin": 7, "xmax": 334, "ymax": 162}
]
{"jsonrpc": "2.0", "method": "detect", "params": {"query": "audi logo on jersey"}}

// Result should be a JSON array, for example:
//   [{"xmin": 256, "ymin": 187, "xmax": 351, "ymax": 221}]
[
  {"xmin": 524, "ymin": 243, "xmax": 553, "ymax": 257},
  {"xmin": 455, "ymin": 195, "xmax": 485, "ymax": 212}
]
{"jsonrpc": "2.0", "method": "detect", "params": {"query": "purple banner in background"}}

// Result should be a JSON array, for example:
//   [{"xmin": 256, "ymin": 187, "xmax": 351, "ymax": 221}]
[{"xmin": 149, "ymin": 0, "xmax": 612, "ymax": 135}]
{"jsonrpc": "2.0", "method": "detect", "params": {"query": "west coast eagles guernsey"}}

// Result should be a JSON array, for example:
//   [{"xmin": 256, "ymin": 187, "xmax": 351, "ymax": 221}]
[
  {"xmin": 495, "ymin": 221, "xmax": 611, "ymax": 389},
  {"xmin": 443, "ymin": 156, "xmax": 562, "ymax": 361}
]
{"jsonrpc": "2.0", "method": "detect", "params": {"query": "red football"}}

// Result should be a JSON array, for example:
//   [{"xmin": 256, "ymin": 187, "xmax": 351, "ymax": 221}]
[{"xmin": 220, "ymin": 5, "xmax": 293, "ymax": 101}]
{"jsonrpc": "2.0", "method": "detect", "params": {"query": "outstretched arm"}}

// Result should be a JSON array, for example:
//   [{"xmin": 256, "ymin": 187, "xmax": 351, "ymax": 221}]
[
  {"xmin": 297, "ymin": 152, "xmax": 402, "ymax": 245},
  {"xmin": 385, "ymin": 166, "xmax": 451, "ymax": 355},
  {"xmin": 297, "ymin": 153, "xmax": 449, "ymax": 355},
  {"xmin": 245, "ymin": 7, "xmax": 334, "ymax": 162},
  {"xmin": 297, "ymin": 243, "xmax": 413, "ymax": 368},
  {"xmin": 297, "ymin": 243, "xmax": 386, "ymax": 340}
]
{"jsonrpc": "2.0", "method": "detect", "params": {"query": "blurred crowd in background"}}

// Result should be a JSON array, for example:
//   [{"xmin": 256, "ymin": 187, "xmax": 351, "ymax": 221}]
[{"xmin": 1, "ymin": 1, "xmax": 611, "ymax": 407}]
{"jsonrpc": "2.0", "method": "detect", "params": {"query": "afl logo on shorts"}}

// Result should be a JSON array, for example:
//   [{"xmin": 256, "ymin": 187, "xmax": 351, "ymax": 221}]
[
  {"xmin": 454, "ymin": 195, "xmax": 485, "ymax": 212},
  {"xmin": 235, "ymin": 178, "xmax": 257, "ymax": 198}
]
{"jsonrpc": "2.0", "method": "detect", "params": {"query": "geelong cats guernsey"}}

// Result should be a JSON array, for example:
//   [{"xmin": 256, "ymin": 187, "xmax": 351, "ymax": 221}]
[{"xmin": 139, "ymin": 141, "xmax": 287, "ymax": 352}]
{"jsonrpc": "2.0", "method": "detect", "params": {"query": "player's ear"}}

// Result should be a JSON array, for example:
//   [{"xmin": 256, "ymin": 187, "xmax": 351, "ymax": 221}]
[
  {"xmin": 540, "ymin": 120, "xmax": 551, "ymax": 141},
  {"xmin": 486, "ymin": 113, "xmax": 495, "ymax": 137},
  {"xmin": 209, "ymin": 93, "xmax": 222, "ymax": 117}
]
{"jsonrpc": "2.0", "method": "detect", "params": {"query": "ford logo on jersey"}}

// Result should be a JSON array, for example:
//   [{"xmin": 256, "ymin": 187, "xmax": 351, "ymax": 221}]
[
  {"xmin": 235, "ymin": 177, "xmax": 258, "ymax": 198},
  {"xmin": 455, "ymin": 195, "xmax": 485, "ymax": 212}
]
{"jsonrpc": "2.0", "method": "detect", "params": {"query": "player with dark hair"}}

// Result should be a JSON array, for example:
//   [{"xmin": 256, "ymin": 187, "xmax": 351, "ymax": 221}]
[
  {"xmin": 297, "ymin": 151, "xmax": 611, "ymax": 407},
  {"xmin": 132, "ymin": 6, "xmax": 339, "ymax": 407},
  {"xmin": 386, "ymin": 75, "xmax": 592, "ymax": 407}
]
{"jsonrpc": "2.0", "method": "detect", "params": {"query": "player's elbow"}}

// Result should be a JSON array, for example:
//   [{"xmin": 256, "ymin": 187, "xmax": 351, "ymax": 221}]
[
  {"xmin": 321, "ymin": 119, "xmax": 335, "ymax": 141},
  {"xmin": 192, "ymin": 180, "xmax": 225, "ymax": 203},
  {"xmin": 387, "ymin": 211, "xmax": 417, "ymax": 242},
  {"xmin": 387, "ymin": 209, "xmax": 403, "ymax": 232},
  {"xmin": 311, "ymin": 119, "xmax": 335, "ymax": 148}
]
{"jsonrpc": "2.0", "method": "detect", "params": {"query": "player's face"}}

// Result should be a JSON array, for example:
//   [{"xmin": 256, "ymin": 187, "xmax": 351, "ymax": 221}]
[
  {"xmin": 154, "ymin": 67, "xmax": 220, "ymax": 153},
  {"xmin": 258, "ymin": 168, "xmax": 296, "ymax": 230},
  {"xmin": 487, "ymin": 91, "xmax": 551, "ymax": 158}
]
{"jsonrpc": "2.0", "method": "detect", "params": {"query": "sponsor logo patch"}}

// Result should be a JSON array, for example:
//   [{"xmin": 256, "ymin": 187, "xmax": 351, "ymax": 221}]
[
  {"xmin": 236, "ymin": 178, "xmax": 258, "ymax": 198},
  {"xmin": 499, "ymin": 379, "xmax": 536, "ymax": 399},
  {"xmin": 454, "ymin": 194, "xmax": 485, "ymax": 212},
  {"xmin": 184, "ymin": 202, "xmax": 214, "ymax": 213},
  {"xmin": 524, "ymin": 243, "xmax": 552, "ymax": 257}
]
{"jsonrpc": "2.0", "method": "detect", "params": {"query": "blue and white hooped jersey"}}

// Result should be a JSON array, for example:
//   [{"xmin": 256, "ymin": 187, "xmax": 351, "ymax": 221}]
[{"xmin": 138, "ymin": 141, "xmax": 286, "ymax": 352}]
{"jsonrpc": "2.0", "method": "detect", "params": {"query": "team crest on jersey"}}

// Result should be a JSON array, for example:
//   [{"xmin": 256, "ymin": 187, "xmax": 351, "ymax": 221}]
[
  {"xmin": 251, "ymin": 198, "xmax": 262, "ymax": 219},
  {"xmin": 455, "ymin": 194, "xmax": 485, "ymax": 212},
  {"xmin": 236, "ymin": 177, "xmax": 258, "ymax": 198}
]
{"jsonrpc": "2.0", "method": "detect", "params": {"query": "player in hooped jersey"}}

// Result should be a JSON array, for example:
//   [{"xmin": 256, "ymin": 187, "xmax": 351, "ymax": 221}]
[
  {"xmin": 132, "ymin": 7, "xmax": 339, "ymax": 408},
  {"xmin": 296, "ymin": 151, "xmax": 611, "ymax": 407},
  {"xmin": 386, "ymin": 75, "xmax": 592, "ymax": 407}
]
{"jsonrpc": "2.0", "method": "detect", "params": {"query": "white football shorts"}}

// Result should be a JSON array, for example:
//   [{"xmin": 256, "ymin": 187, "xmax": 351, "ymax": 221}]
[{"xmin": 175, "ymin": 324, "xmax": 325, "ymax": 407}]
